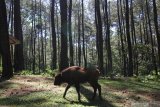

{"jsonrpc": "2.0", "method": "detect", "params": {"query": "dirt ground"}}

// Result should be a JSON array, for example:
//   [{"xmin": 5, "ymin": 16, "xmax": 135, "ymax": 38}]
[{"xmin": 0, "ymin": 75, "xmax": 160, "ymax": 107}]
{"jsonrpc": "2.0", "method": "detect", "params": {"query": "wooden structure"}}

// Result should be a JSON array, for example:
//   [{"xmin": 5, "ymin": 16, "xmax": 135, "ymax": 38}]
[{"xmin": 9, "ymin": 36, "xmax": 20, "ymax": 45}]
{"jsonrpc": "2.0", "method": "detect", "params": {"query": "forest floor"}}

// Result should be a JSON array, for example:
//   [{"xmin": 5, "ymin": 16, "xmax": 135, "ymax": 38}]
[{"xmin": 0, "ymin": 75, "xmax": 160, "ymax": 107}]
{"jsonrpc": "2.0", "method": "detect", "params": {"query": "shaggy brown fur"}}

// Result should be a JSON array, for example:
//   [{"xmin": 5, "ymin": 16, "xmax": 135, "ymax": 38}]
[{"xmin": 54, "ymin": 66, "xmax": 102, "ymax": 101}]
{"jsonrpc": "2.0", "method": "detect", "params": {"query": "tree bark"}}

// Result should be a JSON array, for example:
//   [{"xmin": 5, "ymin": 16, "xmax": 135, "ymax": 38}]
[
  {"xmin": 125, "ymin": 0, "xmax": 133, "ymax": 76},
  {"xmin": 78, "ymin": 7, "xmax": 81, "ymax": 66},
  {"xmin": 146, "ymin": 0, "xmax": 157, "ymax": 74},
  {"xmin": 117, "ymin": 0, "xmax": 127, "ymax": 76},
  {"xmin": 51, "ymin": 0, "xmax": 57, "ymax": 69},
  {"xmin": 105, "ymin": 0, "xmax": 112, "ymax": 75},
  {"xmin": 59, "ymin": 0, "xmax": 69, "ymax": 71},
  {"xmin": 95, "ymin": 0, "xmax": 104, "ymax": 75},
  {"xmin": 14, "ymin": 0, "xmax": 24, "ymax": 72},
  {"xmin": 82, "ymin": 0, "xmax": 87, "ymax": 67},
  {"xmin": 0, "ymin": 0, "xmax": 13, "ymax": 79},
  {"xmin": 152, "ymin": 0, "xmax": 160, "ymax": 69},
  {"xmin": 69, "ymin": 0, "xmax": 74, "ymax": 66}
]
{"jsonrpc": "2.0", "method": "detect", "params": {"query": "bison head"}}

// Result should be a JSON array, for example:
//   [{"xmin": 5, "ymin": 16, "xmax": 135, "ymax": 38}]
[{"xmin": 54, "ymin": 74, "xmax": 63, "ymax": 85}]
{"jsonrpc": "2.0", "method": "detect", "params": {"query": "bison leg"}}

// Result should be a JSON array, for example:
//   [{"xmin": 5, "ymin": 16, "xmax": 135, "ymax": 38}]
[
  {"xmin": 97, "ymin": 83, "xmax": 103, "ymax": 100},
  {"xmin": 89, "ymin": 82, "xmax": 97, "ymax": 100},
  {"xmin": 92, "ymin": 86, "xmax": 97, "ymax": 100},
  {"xmin": 63, "ymin": 84, "xmax": 71, "ymax": 98},
  {"xmin": 75, "ymin": 84, "xmax": 81, "ymax": 102}
]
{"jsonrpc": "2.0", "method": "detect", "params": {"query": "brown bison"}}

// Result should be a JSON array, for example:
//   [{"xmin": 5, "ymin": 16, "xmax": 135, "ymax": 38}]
[{"xmin": 54, "ymin": 66, "xmax": 102, "ymax": 101}]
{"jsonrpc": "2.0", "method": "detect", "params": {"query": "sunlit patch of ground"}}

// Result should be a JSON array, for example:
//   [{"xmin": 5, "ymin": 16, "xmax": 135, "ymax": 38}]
[{"xmin": 0, "ymin": 75, "xmax": 160, "ymax": 107}]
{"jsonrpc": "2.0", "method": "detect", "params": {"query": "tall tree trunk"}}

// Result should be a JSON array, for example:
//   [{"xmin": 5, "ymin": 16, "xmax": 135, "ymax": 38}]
[
  {"xmin": 78, "ymin": 8, "xmax": 81, "ymax": 66},
  {"xmin": 146, "ymin": 0, "xmax": 157, "ymax": 74},
  {"xmin": 0, "ymin": 0, "xmax": 13, "ymax": 79},
  {"xmin": 37, "ymin": 1, "xmax": 42, "ymax": 73},
  {"xmin": 130, "ymin": 0, "xmax": 137, "ymax": 75},
  {"xmin": 51, "ymin": 0, "xmax": 57, "ymax": 69},
  {"xmin": 44, "ymin": 21, "xmax": 47, "ymax": 69},
  {"xmin": 125, "ymin": 0, "xmax": 133, "ymax": 76},
  {"xmin": 117, "ymin": 0, "xmax": 127, "ymax": 76},
  {"xmin": 38, "ymin": 27, "xmax": 41, "ymax": 73},
  {"xmin": 59, "ymin": 0, "xmax": 69, "ymax": 71},
  {"xmin": 14, "ymin": 0, "xmax": 24, "ymax": 72},
  {"xmin": 7, "ymin": 3, "xmax": 14, "ymax": 70},
  {"xmin": 74, "ymin": 18, "xmax": 78, "ymax": 65},
  {"xmin": 56, "ymin": 2, "xmax": 60, "ymax": 66},
  {"xmin": 105, "ymin": 0, "xmax": 112, "ymax": 75},
  {"xmin": 82, "ymin": 0, "xmax": 87, "ymax": 67},
  {"xmin": 30, "ymin": 0, "xmax": 34, "ymax": 71},
  {"xmin": 69, "ymin": 0, "xmax": 74, "ymax": 66},
  {"xmin": 152, "ymin": 0, "xmax": 160, "ymax": 70},
  {"xmin": 40, "ymin": 0, "xmax": 44, "ymax": 71},
  {"xmin": 32, "ymin": 0, "xmax": 37, "ymax": 74},
  {"xmin": 95, "ymin": 0, "xmax": 104, "ymax": 75}
]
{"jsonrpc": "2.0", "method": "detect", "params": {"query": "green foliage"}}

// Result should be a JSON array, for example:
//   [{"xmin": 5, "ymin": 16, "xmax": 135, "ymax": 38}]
[
  {"xmin": 133, "ymin": 44, "xmax": 152, "ymax": 57},
  {"xmin": 111, "ymin": 38, "xmax": 157, "ymax": 76},
  {"xmin": 110, "ymin": 37, "xmax": 123, "ymax": 74},
  {"xmin": 41, "ymin": 68, "xmax": 58, "ymax": 77},
  {"xmin": 20, "ymin": 69, "xmax": 58, "ymax": 77},
  {"xmin": 5, "ymin": 0, "xmax": 160, "ymax": 77},
  {"xmin": 135, "ymin": 74, "xmax": 160, "ymax": 83},
  {"xmin": 138, "ymin": 60, "xmax": 152, "ymax": 75},
  {"xmin": 20, "ymin": 70, "xmax": 33, "ymax": 75}
]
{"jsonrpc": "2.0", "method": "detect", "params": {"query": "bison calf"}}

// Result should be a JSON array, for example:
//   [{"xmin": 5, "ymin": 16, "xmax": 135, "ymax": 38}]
[{"xmin": 54, "ymin": 66, "xmax": 102, "ymax": 101}]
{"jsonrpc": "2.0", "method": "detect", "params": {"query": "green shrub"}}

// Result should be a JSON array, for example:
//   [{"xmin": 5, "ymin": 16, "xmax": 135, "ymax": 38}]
[
  {"xmin": 41, "ymin": 68, "xmax": 58, "ymax": 77},
  {"xmin": 20, "ymin": 70, "xmax": 33, "ymax": 75},
  {"xmin": 135, "ymin": 74, "xmax": 160, "ymax": 83}
]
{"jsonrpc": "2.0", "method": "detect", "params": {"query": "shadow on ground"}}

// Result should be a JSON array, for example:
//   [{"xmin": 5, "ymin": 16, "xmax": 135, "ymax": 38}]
[
  {"xmin": 0, "ymin": 96, "xmax": 47, "ymax": 106},
  {"xmin": 59, "ymin": 85, "xmax": 115, "ymax": 107}
]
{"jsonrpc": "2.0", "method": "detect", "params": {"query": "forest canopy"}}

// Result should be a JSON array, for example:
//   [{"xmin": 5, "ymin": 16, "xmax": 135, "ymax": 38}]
[{"xmin": 0, "ymin": 0, "xmax": 160, "ymax": 79}]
